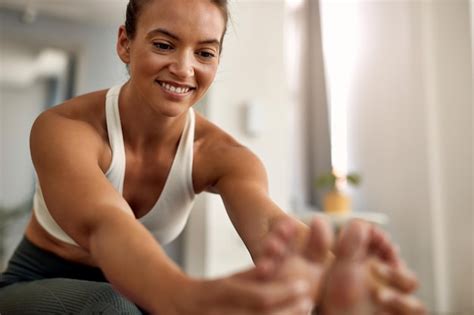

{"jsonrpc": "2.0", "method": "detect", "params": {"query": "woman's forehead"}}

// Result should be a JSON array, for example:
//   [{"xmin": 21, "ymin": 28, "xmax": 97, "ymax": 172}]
[{"xmin": 136, "ymin": 0, "xmax": 225, "ymax": 40}]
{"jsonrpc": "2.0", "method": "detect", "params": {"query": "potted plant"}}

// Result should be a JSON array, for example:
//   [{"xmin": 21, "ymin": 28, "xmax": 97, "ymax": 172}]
[{"xmin": 315, "ymin": 170, "xmax": 361, "ymax": 214}]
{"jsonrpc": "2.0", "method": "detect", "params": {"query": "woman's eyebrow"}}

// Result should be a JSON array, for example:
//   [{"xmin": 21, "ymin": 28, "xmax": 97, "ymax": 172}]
[
  {"xmin": 146, "ymin": 28, "xmax": 220, "ymax": 47},
  {"xmin": 146, "ymin": 28, "xmax": 179, "ymax": 40},
  {"xmin": 199, "ymin": 39, "xmax": 220, "ymax": 47}
]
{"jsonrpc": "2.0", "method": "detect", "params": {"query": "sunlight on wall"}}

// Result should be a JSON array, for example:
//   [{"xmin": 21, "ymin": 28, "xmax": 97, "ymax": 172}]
[
  {"xmin": 286, "ymin": 0, "xmax": 304, "ymax": 10},
  {"xmin": 320, "ymin": 0, "xmax": 361, "ymax": 176}
]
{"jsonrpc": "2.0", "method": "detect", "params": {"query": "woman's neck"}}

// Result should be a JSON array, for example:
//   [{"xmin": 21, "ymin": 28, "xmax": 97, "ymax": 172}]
[{"xmin": 118, "ymin": 81, "xmax": 188, "ymax": 153}]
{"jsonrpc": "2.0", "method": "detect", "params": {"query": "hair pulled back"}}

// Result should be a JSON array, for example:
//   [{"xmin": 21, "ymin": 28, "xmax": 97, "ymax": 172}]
[{"xmin": 125, "ymin": 0, "xmax": 229, "ymax": 50}]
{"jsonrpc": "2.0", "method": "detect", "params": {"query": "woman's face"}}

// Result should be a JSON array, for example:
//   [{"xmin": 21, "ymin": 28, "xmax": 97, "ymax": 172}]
[{"xmin": 119, "ymin": 0, "xmax": 225, "ymax": 117}]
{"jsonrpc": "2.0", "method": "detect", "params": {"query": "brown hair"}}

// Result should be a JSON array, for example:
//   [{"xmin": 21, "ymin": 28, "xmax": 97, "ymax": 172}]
[{"xmin": 125, "ymin": 0, "xmax": 229, "ymax": 52}]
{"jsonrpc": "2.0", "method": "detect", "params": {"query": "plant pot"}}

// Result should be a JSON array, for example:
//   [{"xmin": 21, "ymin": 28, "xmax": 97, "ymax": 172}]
[{"xmin": 323, "ymin": 189, "xmax": 351, "ymax": 214}]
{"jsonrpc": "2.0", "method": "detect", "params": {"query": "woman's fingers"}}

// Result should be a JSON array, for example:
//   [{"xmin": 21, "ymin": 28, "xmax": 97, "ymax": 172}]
[
  {"xmin": 368, "ymin": 226, "xmax": 401, "ymax": 267},
  {"xmin": 336, "ymin": 221, "xmax": 418, "ymax": 294},
  {"xmin": 262, "ymin": 234, "xmax": 288, "ymax": 262},
  {"xmin": 256, "ymin": 218, "xmax": 298, "ymax": 280},
  {"xmin": 371, "ymin": 260, "xmax": 419, "ymax": 293},
  {"xmin": 365, "ymin": 225, "xmax": 419, "ymax": 295},
  {"xmin": 267, "ymin": 297, "xmax": 314, "ymax": 315},
  {"xmin": 374, "ymin": 287, "xmax": 426, "ymax": 315},
  {"xmin": 221, "ymin": 276, "xmax": 311, "ymax": 312},
  {"xmin": 271, "ymin": 218, "xmax": 297, "ymax": 243}
]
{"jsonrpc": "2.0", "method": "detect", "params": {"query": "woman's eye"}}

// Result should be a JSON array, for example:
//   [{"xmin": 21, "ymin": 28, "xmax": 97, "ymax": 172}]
[
  {"xmin": 197, "ymin": 51, "xmax": 216, "ymax": 59},
  {"xmin": 153, "ymin": 42, "xmax": 172, "ymax": 50}
]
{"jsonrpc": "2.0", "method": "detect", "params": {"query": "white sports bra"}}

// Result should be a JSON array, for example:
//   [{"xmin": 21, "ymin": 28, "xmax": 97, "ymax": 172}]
[{"xmin": 33, "ymin": 84, "xmax": 196, "ymax": 246}]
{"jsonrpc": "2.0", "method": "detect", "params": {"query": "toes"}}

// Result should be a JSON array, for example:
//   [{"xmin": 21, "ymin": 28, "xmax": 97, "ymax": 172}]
[
  {"xmin": 336, "ymin": 219, "xmax": 371, "ymax": 262},
  {"xmin": 322, "ymin": 263, "xmax": 371, "ymax": 314},
  {"xmin": 304, "ymin": 217, "xmax": 333, "ymax": 263}
]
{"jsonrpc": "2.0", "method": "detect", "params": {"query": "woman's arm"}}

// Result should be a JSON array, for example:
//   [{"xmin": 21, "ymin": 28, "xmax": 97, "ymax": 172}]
[
  {"xmin": 211, "ymin": 143, "xmax": 423, "ymax": 313},
  {"xmin": 30, "ymin": 111, "xmax": 311, "ymax": 314},
  {"xmin": 31, "ymin": 111, "xmax": 189, "ymax": 313},
  {"xmin": 209, "ymin": 143, "xmax": 311, "ymax": 260}
]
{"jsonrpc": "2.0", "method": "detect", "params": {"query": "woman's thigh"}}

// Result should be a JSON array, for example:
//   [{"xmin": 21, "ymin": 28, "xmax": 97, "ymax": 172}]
[{"xmin": 0, "ymin": 278, "xmax": 144, "ymax": 315}]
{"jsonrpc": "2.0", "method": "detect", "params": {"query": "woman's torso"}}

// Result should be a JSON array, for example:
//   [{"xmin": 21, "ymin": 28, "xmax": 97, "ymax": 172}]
[{"xmin": 25, "ymin": 86, "xmax": 235, "ymax": 267}]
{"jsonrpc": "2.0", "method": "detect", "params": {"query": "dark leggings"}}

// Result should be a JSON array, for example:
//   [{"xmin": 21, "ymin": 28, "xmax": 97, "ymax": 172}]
[{"xmin": 0, "ymin": 237, "xmax": 144, "ymax": 314}]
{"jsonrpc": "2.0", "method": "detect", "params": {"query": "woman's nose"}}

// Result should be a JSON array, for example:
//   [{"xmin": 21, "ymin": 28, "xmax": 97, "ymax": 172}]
[{"xmin": 169, "ymin": 53, "xmax": 194, "ymax": 79}]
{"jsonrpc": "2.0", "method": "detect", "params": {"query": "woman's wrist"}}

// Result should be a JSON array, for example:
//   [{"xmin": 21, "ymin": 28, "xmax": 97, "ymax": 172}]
[{"xmin": 165, "ymin": 275, "xmax": 207, "ymax": 315}]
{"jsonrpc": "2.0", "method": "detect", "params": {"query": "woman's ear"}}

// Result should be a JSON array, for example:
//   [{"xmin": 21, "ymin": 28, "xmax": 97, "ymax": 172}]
[{"xmin": 117, "ymin": 25, "xmax": 131, "ymax": 64}]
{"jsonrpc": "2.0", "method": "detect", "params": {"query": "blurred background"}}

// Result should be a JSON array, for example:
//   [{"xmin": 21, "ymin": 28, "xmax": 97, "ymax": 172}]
[{"xmin": 0, "ymin": 0, "xmax": 472, "ymax": 314}]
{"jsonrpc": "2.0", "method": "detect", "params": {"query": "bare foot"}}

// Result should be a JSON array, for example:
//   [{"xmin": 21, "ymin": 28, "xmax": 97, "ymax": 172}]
[
  {"xmin": 321, "ymin": 220, "xmax": 425, "ymax": 315},
  {"xmin": 321, "ymin": 220, "xmax": 373, "ymax": 315}
]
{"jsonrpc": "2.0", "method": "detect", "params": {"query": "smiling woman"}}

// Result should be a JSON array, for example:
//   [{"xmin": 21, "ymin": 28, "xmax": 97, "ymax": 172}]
[
  {"xmin": 116, "ymin": 0, "xmax": 224, "ymax": 117},
  {"xmin": 0, "ymin": 0, "xmax": 425, "ymax": 314}
]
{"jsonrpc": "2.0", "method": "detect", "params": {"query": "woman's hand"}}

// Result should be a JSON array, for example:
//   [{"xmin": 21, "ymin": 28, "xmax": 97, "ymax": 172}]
[
  {"xmin": 256, "ymin": 217, "xmax": 334, "ymax": 304},
  {"xmin": 176, "ymin": 265, "xmax": 314, "ymax": 315}
]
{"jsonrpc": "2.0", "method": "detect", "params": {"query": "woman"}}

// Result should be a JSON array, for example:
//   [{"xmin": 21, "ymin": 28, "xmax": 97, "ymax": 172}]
[{"xmin": 0, "ymin": 0, "xmax": 423, "ymax": 314}]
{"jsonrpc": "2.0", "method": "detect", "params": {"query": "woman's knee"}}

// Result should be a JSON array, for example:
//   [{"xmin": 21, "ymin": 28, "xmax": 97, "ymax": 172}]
[
  {"xmin": 79, "ymin": 282, "xmax": 143, "ymax": 314},
  {"xmin": 0, "ymin": 279, "xmax": 143, "ymax": 314}
]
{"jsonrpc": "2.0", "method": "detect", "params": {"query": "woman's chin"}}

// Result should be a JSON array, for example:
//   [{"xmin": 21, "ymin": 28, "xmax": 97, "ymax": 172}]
[{"xmin": 155, "ymin": 103, "xmax": 190, "ymax": 118}]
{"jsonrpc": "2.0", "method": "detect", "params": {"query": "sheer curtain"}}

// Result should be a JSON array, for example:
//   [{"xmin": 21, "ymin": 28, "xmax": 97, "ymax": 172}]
[
  {"xmin": 286, "ymin": 0, "xmax": 331, "ymax": 211},
  {"xmin": 292, "ymin": 1, "xmax": 474, "ymax": 312}
]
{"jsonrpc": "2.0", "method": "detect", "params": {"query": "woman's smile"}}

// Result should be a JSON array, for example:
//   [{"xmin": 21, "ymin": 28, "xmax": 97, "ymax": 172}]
[{"xmin": 156, "ymin": 80, "xmax": 195, "ymax": 101}]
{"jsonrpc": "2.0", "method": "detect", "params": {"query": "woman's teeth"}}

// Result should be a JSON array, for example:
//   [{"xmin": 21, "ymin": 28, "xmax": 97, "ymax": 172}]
[{"xmin": 159, "ymin": 82, "xmax": 190, "ymax": 94}]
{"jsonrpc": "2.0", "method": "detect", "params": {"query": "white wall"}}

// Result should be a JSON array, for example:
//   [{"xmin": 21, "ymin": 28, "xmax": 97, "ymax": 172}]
[
  {"xmin": 338, "ymin": 0, "xmax": 473, "ymax": 312},
  {"xmin": 427, "ymin": 1, "xmax": 473, "ymax": 311},
  {"xmin": 345, "ymin": 1, "xmax": 436, "ymax": 306},
  {"xmin": 208, "ymin": 0, "xmax": 291, "ymax": 210},
  {"xmin": 0, "ymin": 8, "xmax": 127, "ymax": 95},
  {"xmin": 184, "ymin": 0, "xmax": 291, "ymax": 278},
  {"xmin": 0, "ymin": 81, "xmax": 45, "ymax": 208},
  {"xmin": 0, "ymin": 8, "xmax": 128, "ymax": 265},
  {"xmin": 0, "ymin": 79, "xmax": 46, "ymax": 267}
]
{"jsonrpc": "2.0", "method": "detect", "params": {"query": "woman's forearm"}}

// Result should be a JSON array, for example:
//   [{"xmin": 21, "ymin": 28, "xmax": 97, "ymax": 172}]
[{"xmin": 88, "ymin": 211, "xmax": 191, "ymax": 314}]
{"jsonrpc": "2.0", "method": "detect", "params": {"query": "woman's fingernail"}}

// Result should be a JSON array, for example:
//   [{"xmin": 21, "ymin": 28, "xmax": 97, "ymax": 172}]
[
  {"xmin": 376, "ymin": 263, "xmax": 391, "ymax": 278},
  {"xmin": 378, "ymin": 288, "xmax": 394, "ymax": 303},
  {"xmin": 299, "ymin": 298, "xmax": 313, "ymax": 312},
  {"xmin": 293, "ymin": 280, "xmax": 309, "ymax": 294}
]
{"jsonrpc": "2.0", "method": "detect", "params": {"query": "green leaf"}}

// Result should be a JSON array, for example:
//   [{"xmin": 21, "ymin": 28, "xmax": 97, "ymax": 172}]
[
  {"xmin": 315, "ymin": 173, "xmax": 337, "ymax": 189},
  {"xmin": 346, "ymin": 173, "xmax": 361, "ymax": 186}
]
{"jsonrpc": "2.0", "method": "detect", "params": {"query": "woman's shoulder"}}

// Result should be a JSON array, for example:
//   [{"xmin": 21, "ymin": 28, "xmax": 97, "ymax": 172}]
[
  {"xmin": 35, "ymin": 89, "xmax": 109, "ymax": 137},
  {"xmin": 194, "ymin": 112, "xmax": 244, "ymax": 155},
  {"xmin": 48, "ymin": 89, "xmax": 108, "ymax": 123},
  {"xmin": 31, "ymin": 89, "xmax": 111, "ymax": 156},
  {"xmin": 192, "ymin": 112, "xmax": 265, "ymax": 192}
]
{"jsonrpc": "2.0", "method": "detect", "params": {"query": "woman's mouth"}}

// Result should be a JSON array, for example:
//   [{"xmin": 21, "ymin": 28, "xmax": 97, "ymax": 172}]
[{"xmin": 156, "ymin": 80, "xmax": 194, "ymax": 95}]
